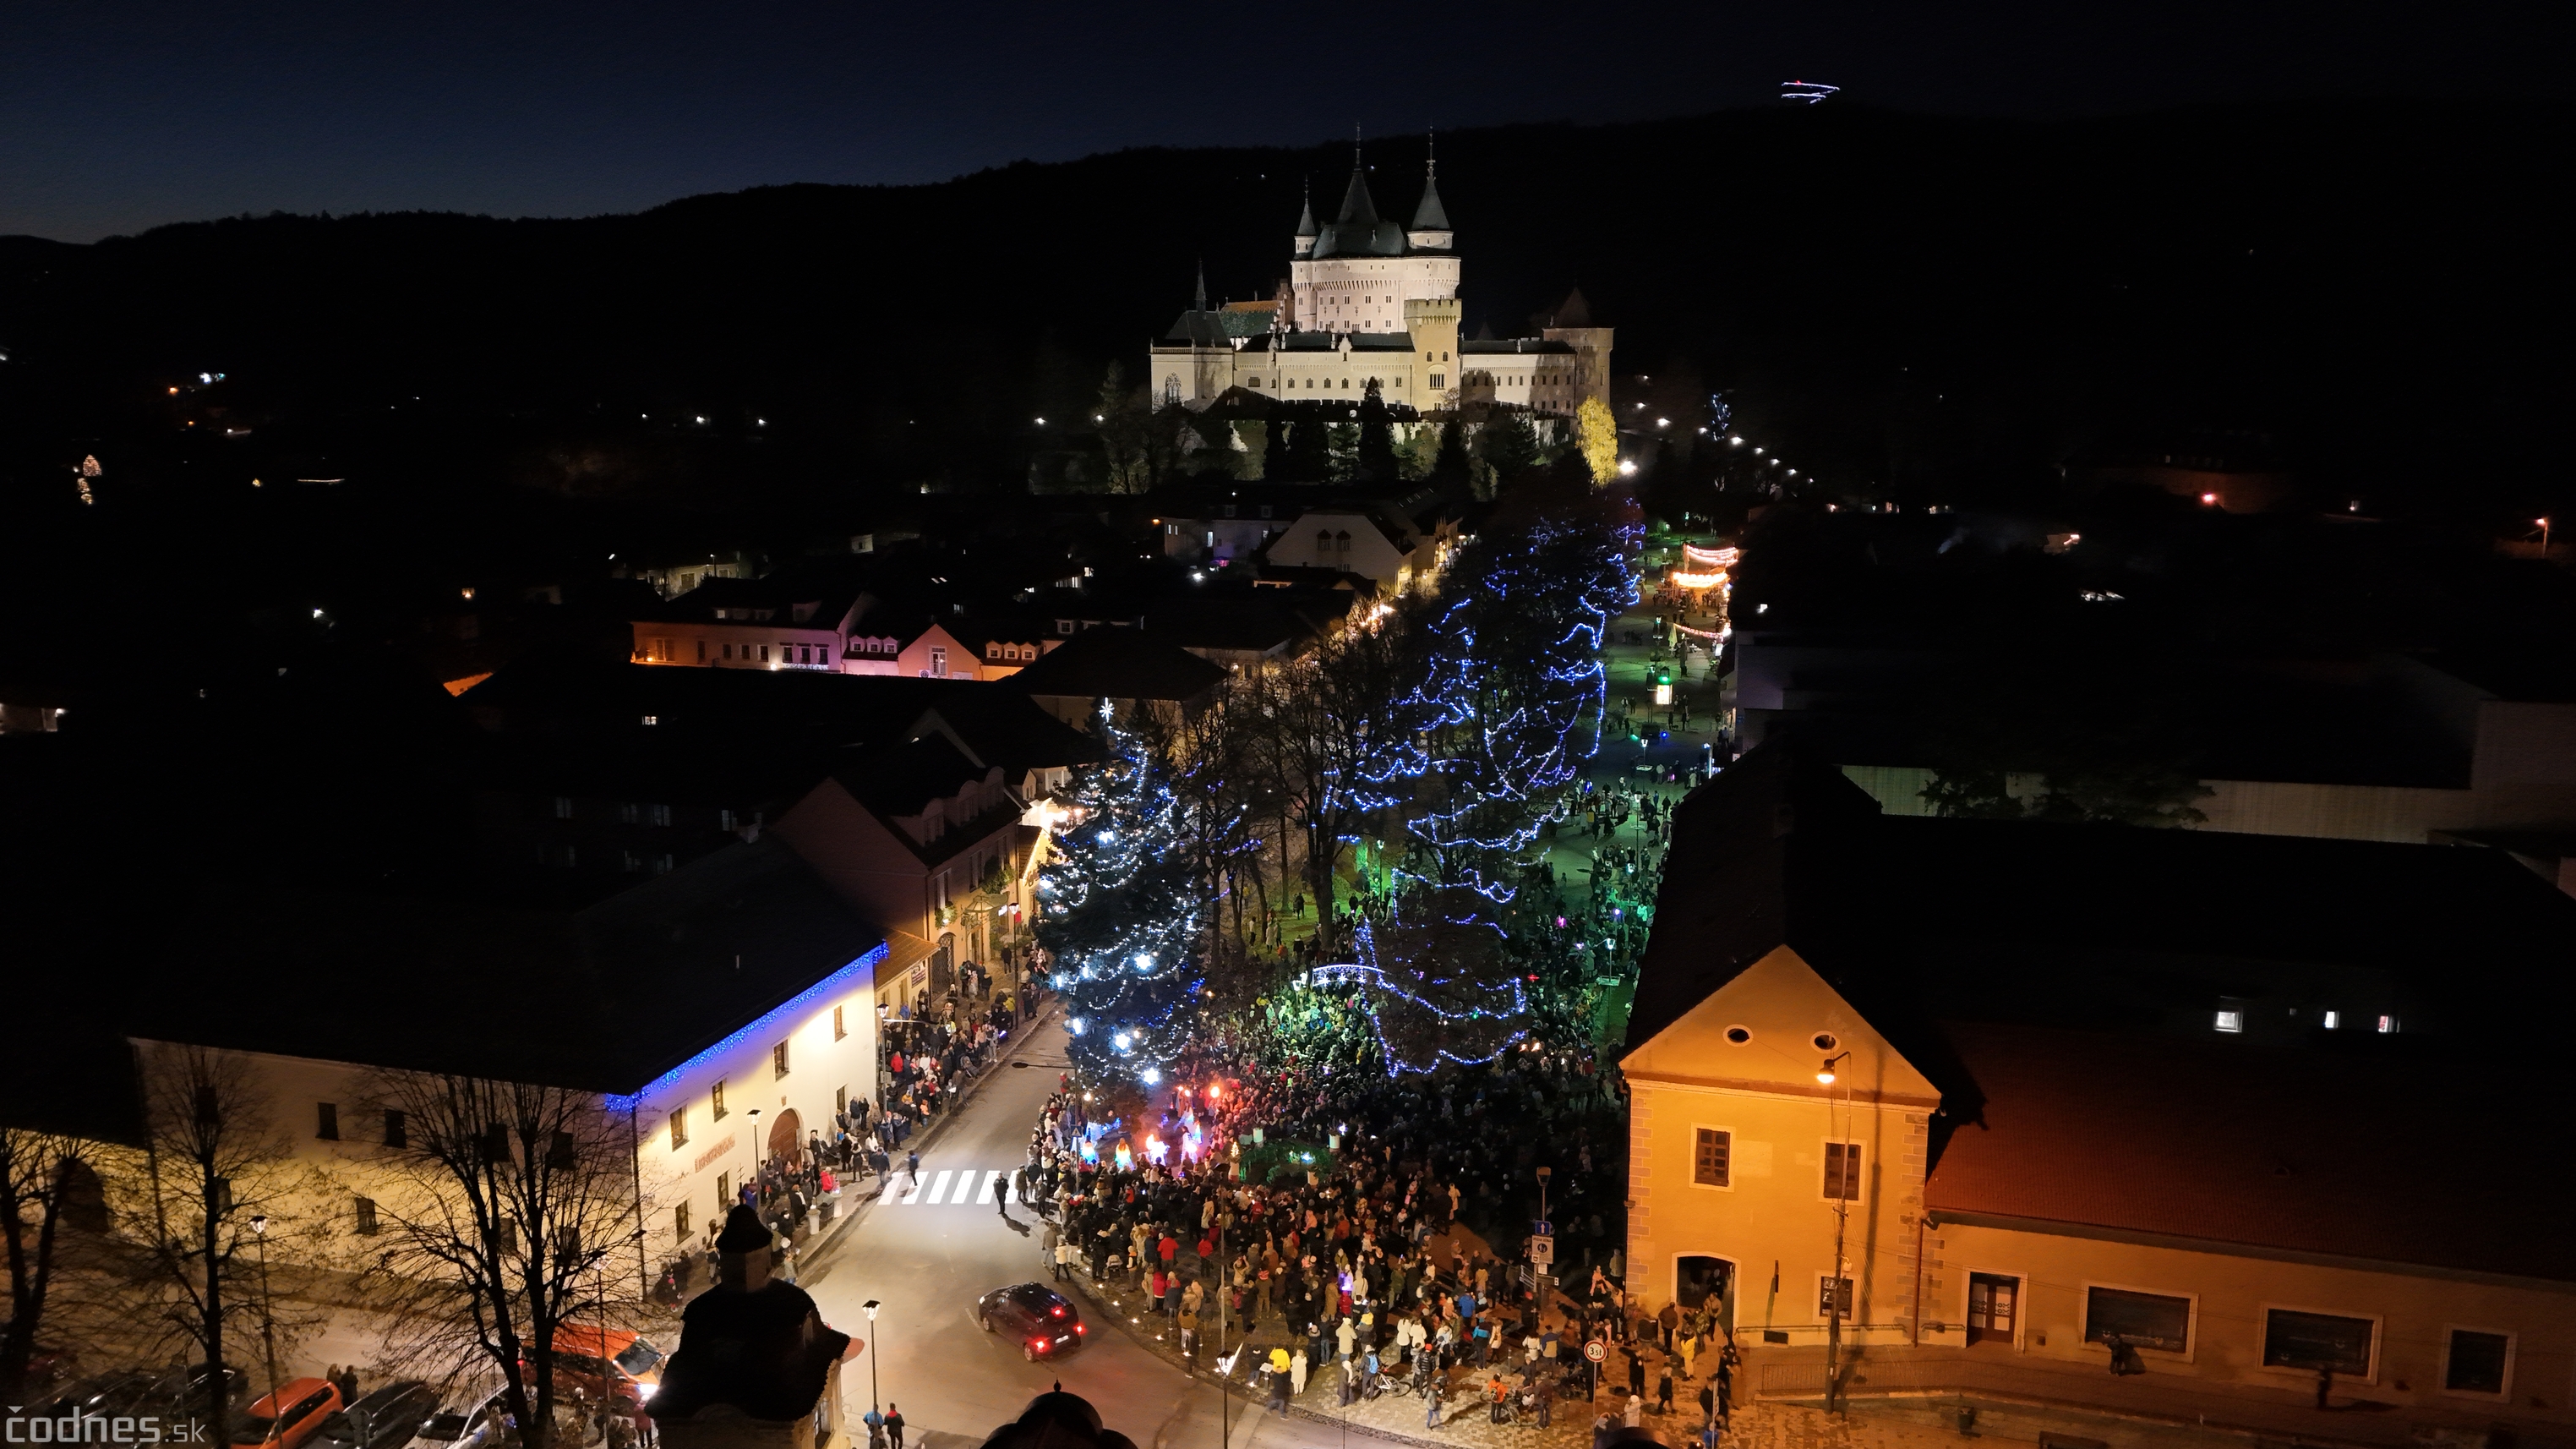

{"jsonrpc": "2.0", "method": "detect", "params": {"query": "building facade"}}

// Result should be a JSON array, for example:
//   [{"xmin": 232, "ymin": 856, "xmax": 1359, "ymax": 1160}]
[
  {"xmin": 1147, "ymin": 147, "xmax": 1611, "ymax": 417},
  {"xmin": 1624, "ymin": 746, "xmax": 2576, "ymax": 1439}
]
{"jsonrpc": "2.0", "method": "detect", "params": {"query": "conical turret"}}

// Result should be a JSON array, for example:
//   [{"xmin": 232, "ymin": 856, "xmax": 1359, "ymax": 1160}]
[
  {"xmin": 1407, "ymin": 131, "xmax": 1453, "ymax": 249},
  {"xmin": 1293, "ymin": 179, "xmax": 1318, "ymax": 257}
]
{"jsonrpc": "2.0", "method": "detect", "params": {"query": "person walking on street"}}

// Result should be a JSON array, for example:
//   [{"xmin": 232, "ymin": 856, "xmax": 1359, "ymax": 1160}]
[
  {"xmin": 1657, "ymin": 1359, "xmax": 1675, "ymax": 1416},
  {"xmin": 904, "ymin": 1150, "xmax": 921, "ymax": 1190},
  {"xmin": 884, "ymin": 1405, "xmax": 904, "ymax": 1449}
]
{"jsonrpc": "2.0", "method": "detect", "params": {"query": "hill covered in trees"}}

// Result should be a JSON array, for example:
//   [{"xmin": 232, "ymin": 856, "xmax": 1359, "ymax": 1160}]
[{"xmin": 1, "ymin": 101, "xmax": 2568, "ymax": 526}]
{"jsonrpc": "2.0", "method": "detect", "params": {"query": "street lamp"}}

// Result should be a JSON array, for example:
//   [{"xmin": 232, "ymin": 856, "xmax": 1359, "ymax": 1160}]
[
  {"xmin": 861, "ymin": 1299, "xmax": 881, "ymax": 1444},
  {"xmin": 248, "ymin": 1213, "xmax": 281, "ymax": 1441}
]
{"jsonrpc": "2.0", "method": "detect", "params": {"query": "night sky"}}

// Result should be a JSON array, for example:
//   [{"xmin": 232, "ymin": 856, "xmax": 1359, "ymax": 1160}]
[{"xmin": 3, "ymin": 0, "xmax": 2564, "ymax": 243}]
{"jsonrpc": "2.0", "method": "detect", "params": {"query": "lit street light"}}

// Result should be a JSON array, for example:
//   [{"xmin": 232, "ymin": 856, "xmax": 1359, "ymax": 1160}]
[{"xmin": 861, "ymin": 1299, "xmax": 882, "ymax": 1444}]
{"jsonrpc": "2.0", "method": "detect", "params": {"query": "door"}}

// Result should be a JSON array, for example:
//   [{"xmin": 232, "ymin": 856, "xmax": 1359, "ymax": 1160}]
[
  {"xmin": 769, "ymin": 1108, "xmax": 802, "ymax": 1167},
  {"xmin": 1675, "ymin": 1256, "xmax": 1733, "ymax": 1329},
  {"xmin": 1967, "ymin": 1273, "xmax": 2018, "ymax": 1345}
]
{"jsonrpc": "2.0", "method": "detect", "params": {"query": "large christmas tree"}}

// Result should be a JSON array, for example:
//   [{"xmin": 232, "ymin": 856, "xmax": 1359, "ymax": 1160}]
[{"xmin": 1034, "ymin": 703, "xmax": 1205, "ymax": 1084}]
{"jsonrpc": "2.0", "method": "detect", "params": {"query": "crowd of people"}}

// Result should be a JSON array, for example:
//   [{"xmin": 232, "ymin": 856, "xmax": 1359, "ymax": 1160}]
[{"xmin": 1001, "ymin": 1044, "xmax": 1746, "ymax": 1443}]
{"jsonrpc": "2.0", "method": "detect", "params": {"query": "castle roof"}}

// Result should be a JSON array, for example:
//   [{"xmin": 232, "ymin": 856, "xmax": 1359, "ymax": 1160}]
[
  {"xmin": 1295, "ymin": 184, "xmax": 1318, "ymax": 238},
  {"xmin": 1410, "ymin": 172, "xmax": 1451, "ymax": 233},
  {"xmin": 1311, "ymin": 161, "xmax": 1405, "ymax": 260}
]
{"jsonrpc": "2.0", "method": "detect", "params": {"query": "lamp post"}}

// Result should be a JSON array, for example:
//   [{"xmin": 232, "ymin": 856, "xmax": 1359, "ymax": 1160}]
[
  {"xmin": 248, "ymin": 1213, "xmax": 281, "ymax": 1442},
  {"xmin": 745, "ymin": 1107, "xmax": 762, "ymax": 1213},
  {"xmin": 861, "ymin": 1299, "xmax": 881, "ymax": 1446},
  {"xmin": 1815, "ymin": 1053, "xmax": 1852, "ymax": 1413}
]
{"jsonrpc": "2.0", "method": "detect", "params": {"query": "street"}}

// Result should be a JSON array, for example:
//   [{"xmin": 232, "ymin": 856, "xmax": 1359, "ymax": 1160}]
[{"xmin": 798, "ymin": 1014, "xmax": 1353, "ymax": 1449}]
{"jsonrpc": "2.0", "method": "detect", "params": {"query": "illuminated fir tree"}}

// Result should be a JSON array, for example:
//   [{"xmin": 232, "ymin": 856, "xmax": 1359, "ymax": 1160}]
[
  {"xmin": 1034, "ymin": 702, "xmax": 1204, "ymax": 1085},
  {"xmin": 1575, "ymin": 396, "xmax": 1619, "ymax": 484}
]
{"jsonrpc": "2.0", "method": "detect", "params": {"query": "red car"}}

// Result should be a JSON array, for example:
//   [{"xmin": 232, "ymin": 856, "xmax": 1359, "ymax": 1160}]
[{"xmin": 232, "ymin": 1379, "xmax": 343, "ymax": 1449}]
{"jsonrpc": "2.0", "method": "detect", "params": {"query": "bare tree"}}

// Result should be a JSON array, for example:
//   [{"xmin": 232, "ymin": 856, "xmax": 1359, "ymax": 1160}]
[
  {"xmin": 133, "ymin": 1044, "xmax": 305, "ymax": 1435},
  {"xmin": 356, "ymin": 1074, "xmax": 644, "ymax": 1449},
  {"xmin": 1, "ymin": 1125, "xmax": 117, "ymax": 1399},
  {"xmin": 1258, "ymin": 617, "xmax": 1419, "ymax": 954}
]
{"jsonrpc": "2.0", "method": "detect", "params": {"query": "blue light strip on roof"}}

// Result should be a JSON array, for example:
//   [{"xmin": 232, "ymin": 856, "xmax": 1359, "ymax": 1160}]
[{"xmin": 606, "ymin": 940, "xmax": 890, "ymax": 1111}]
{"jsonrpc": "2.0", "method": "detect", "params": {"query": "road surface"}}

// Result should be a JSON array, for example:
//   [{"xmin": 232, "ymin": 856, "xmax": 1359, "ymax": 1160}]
[{"xmin": 799, "ymin": 1015, "xmax": 1354, "ymax": 1449}]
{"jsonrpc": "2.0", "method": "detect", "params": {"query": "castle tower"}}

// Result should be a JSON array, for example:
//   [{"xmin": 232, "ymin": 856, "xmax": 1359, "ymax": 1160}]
[{"xmin": 1406, "ymin": 132, "xmax": 1454, "ymax": 252}]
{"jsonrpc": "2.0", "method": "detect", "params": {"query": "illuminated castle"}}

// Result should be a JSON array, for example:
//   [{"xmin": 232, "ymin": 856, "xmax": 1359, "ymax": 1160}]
[{"xmin": 1148, "ymin": 142, "xmax": 1611, "ymax": 418}]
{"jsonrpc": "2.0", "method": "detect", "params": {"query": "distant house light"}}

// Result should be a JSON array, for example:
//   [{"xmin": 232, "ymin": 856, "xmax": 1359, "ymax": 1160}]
[
  {"xmin": 2213, "ymin": 1009, "xmax": 2244, "ymax": 1034},
  {"xmin": 2322, "ymin": 1010, "xmax": 2339, "ymax": 1029},
  {"xmin": 641, "ymin": 714, "xmax": 659, "ymax": 726},
  {"xmin": 2377, "ymin": 1014, "xmax": 2397, "ymax": 1033}
]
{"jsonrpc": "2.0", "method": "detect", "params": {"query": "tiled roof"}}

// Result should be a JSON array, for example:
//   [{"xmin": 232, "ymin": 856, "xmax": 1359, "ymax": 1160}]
[{"xmin": 1926, "ymin": 1019, "xmax": 2576, "ymax": 1281}]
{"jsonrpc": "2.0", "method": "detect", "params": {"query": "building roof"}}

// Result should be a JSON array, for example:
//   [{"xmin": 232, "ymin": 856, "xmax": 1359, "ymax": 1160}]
[
  {"xmin": 1312, "ymin": 162, "xmax": 1405, "ymax": 260},
  {"xmin": 830, "ymin": 731, "xmax": 1000, "ymax": 820},
  {"xmin": 128, "ymin": 838, "xmax": 884, "ymax": 1096},
  {"xmin": 1002, "ymin": 626, "xmax": 1229, "ymax": 705},
  {"xmin": 1925, "ymin": 1019, "xmax": 2576, "ymax": 1282},
  {"xmin": 1460, "ymin": 338, "xmax": 1577, "ymax": 356},
  {"xmin": 1410, "ymin": 169, "xmax": 1451, "ymax": 233},
  {"xmin": 1631, "ymin": 741, "xmax": 2576, "ymax": 1280}
]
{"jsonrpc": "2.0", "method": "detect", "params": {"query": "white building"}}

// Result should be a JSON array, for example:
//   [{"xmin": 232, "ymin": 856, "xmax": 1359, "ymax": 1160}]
[{"xmin": 1149, "ymin": 146, "xmax": 1612, "ymax": 417}]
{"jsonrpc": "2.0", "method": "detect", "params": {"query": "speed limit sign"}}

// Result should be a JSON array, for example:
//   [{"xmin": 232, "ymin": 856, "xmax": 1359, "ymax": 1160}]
[{"xmin": 1584, "ymin": 1340, "xmax": 1607, "ymax": 1364}]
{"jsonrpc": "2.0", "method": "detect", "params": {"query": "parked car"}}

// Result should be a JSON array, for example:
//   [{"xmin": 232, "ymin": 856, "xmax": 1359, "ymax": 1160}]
[
  {"xmin": 314, "ymin": 1382, "xmax": 438, "ymax": 1449},
  {"xmin": 26, "ymin": 1371, "xmax": 161, "ymax": 1426},
  {"xmin": 974, "ymin": 1282, "xmax": 1086, "ymax": 1361},
  {"xmin": 230, "ymin": 1378, "xmax": 342, "ymax": 1449},
  {"xmin": 147, "ymin": 1361, "xmax": 252, "ymax": 1424},
  {"xmin": 527, "ymin": 1325, "xmax": 663, "ymax": 1430},
  {"xmin": 413, "ymin": 1392, "xmax": 512, "ymax": 1449}
]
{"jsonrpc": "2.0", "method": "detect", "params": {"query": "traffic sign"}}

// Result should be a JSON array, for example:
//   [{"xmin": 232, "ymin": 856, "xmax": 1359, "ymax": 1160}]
[
  {"xmin": 1531, "ymin": 1219, "xmax": 1553, "ymax": 1238},
  {"xmin": 1584, "ymin": 1340, "xmax": 1607, "ymax": 1364},
  {"xmin": 1528, "ymin": 1236, "xmax": 1553, "ymax": 1266}
]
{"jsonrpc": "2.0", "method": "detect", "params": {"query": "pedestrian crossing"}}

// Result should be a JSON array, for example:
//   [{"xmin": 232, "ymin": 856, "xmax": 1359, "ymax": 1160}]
[{"xmin": 876, "ymin": 1166, "xmax": 1035, "ymax": 1206}]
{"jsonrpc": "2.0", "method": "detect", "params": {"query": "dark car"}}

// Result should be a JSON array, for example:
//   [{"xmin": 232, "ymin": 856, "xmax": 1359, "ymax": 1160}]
[
  {"xmin": 147, "ymin": 1362, "xmax": 252, "ymax": 1424},
  {"xmin": 25, "ymin": 1372, "xmax": 161, "ymax": 1426},
  {"xmin": 974, "ymin": 1282, "xmax": 1086, "ymax": 1361},
  {"xmin": 314, "ymin": 1382, "xmax": 438, "ymax": 1449}
]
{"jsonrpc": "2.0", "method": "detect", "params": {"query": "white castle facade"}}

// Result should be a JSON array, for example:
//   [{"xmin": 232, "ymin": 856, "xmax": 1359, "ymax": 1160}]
[{"xmin": 1148, "ymin": 147, "xmax": 1612, "ymax": 418}]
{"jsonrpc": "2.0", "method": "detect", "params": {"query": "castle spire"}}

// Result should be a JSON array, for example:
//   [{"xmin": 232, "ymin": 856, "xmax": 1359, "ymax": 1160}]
[
  {"xmin": 1409, "ymin": 128, "xmax": 1451, "ymax": 235},
  {"xmin": 1194, "ymin": 259, "xmax": 1207, "ymax": 313},
  {"xmin": 1295, "ymin": 178, "xmax": 1318, "ymax": 238}
]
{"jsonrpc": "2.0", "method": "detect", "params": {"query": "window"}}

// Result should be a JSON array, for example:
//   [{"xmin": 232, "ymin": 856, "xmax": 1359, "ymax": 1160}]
[
  {"xmin": 2262, "ymin": 1310, "xmax": 2374, "ymax": 1376},
  {"xmin": 674, "ymin": 1203, "xmax": 691, "ymax": 1241},
  {"xmin": 929, "ymin": 646, "xmax": 947, "ymax": 675},
  {"xmin": 317, "ymin": 1102, "xmax": 340, "ymax": 1140},
  {"xmin": 1818, "ymin": 1277, "xmax": 1853, "ymax": 1320},
  {"xmin": 719, "ymin": 808, "xmax": 738, "ymax": 831},
  {"xmin": 2084, "ymin": 1287, "xmax": 2191, "ymax": 1353},
  {"xmin": 2214, "ymin": 1009, "xmax": 2243, "ymax": 1033},
  {"xmin": 651, "ymin": 853, "xmax": 674, "ymax": 874},
  {"xmin": 986, "ymin": 642, "xmax": 1000, "ymax": 659},
  {"xmin": 641, "ymin": 714, "xmax": 659, "ymax": 726},
  {"xmin": 2444, "ymin": 1329, "xmax": 2512, "ymax": 1396},
  {"xmin": 383, "ymin": 1109, "xmax": 407, "ymax": 1148},
  {"xmin": 773, "ymin": 1041, "xmax": 791, "ymax": 1079},
  {"xmin": 712, "ymin": 1080, "xmax": 727, "ymax": 1119},
  {"xmin": 836, "ymin": 1085, "xmax": 849, "ymax": 1114},
  {"xmin": 353, "ymin": 1196, "xmax": 378, "ymax": 1236},
  {"xmin": 2378, "ymin": 1014, "xmax": 2398, "ymax": 1033},
  {"xmin": 2322, "ymin": 1009, "xmax": 2339, "ymax": 1028},
  {"xmin": 488, "ymin": 1217, "xmax": 518, "ymax": 1256},
  {"xmin": 1692, "ymin": 1129, "xmax": 1731, "ymax": 1187},
  {"xmin": 552, "ymin": 796, "xmax": 574, "ymax": 819},
  {"xmin": 1429, "ymin": 373, "xmax": 1444, "ymax": 388},
  {"xmin": 646, "ymin": 803, "xmax": 670, "ymax": 828},
  {"xmin": 716, "ymin": 1173, "xmax": 730, "ymax": 1209},
  {"xmin": 1823, "ymin": 1141, "xmax": 1864, "ymax": 1200},
  {"xmin": 834, "ymin": 1005, "xmax": 848, "ymax": 1041},
  {"xmin": 669, "ymin": 1105, "xmax": 688, "ymax": 1150},
  {"xmin": 696, "ymin": 640, "xmax": 706, "ymax": 662},
  {"xmin": 619, "ymin": 802, "xmax": 640, "ymax": 824}
]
